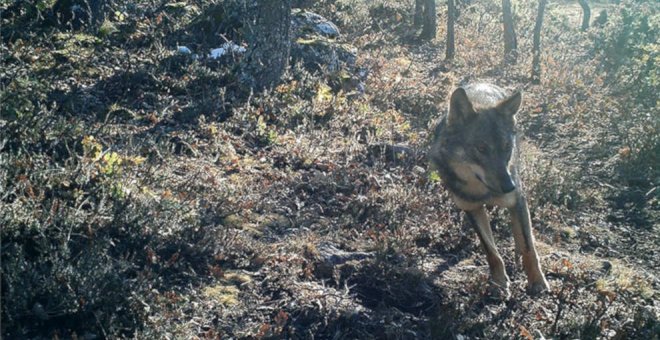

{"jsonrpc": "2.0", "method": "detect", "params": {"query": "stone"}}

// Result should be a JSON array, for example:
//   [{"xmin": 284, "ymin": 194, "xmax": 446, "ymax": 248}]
[
  {"xmin": 291, "ymin": 9, "xmax": 341, "ymax": 39},
  {"xmin": 289, "ymin": 9, "xmax": 357, "ymax": 73}
]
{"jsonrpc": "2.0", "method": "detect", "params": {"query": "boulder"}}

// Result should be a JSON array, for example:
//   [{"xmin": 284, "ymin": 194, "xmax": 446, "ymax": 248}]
[
  {"xmin": 290, "ymin": 9, "xmax": 357, "ymax": 73},
  {"xmin": 291, "ymin": 9, "xmax": 341, "ymax": 39}
]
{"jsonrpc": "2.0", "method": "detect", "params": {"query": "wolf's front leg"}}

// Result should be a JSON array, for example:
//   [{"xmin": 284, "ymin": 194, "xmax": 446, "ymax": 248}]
[
  {"xmin": 509, "ymin": 194, "xmax": 549, "ymax": 295},
  {"xmin": 466, "ymin": 207, "xmax": 510, "ymax": 299}
]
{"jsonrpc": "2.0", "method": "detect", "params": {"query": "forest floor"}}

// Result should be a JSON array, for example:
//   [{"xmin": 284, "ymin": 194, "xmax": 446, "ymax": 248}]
[{"xmin": 1, "ymin": 0, "xmax": 658, "ymax": 339}]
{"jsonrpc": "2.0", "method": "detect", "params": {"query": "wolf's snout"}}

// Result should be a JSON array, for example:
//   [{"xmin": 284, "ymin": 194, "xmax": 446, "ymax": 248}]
[
  {"xmin": 501, "ymin": 182, "xmax": 516, "ymax": 194},
  {"xmin": 500, "ymin": 174, "xmax": 516, "ymax": 193}
]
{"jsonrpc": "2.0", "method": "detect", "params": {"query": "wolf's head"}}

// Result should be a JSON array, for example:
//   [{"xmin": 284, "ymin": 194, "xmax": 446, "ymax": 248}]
[{"xmin": 435, "ymin": 85, "xmax": 522, "ymax": 198}]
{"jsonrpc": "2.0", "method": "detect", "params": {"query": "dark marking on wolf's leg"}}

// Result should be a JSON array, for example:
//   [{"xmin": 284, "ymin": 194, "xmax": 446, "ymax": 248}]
[
  {"xmin": 466, "ymin": 207, "xmax": 510, "ymax": 297},
  {"xmin": 509, "ymin": 194, "xmax": 549, "ymax": 295},
  {"xmin": 511, "ymin": 228, "xmax": 523, "ymax": 268},
  {"xmin": 517, "ymin": 197, "xmax": 533, "ymax": 251}
]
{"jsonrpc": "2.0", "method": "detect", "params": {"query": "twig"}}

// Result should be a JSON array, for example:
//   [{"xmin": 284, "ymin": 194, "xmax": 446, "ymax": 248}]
[{"xmin": 552, "ymin": 283, "xmax": 567, "ymax": 334}]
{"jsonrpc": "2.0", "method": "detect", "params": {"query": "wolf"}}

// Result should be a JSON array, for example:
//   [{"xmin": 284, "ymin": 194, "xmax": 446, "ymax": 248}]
[{"xmin": 430, "ymin": 83, "xmax": 549, "ymax": 298}]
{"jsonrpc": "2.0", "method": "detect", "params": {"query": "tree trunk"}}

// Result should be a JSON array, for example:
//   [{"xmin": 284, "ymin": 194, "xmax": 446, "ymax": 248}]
[
  {"xmin": 502, "ymin": 0, "xmax": 518, "ymax": 64},
  {"xmin": 446, "ymin": 0, "xmax": 456, "ymax": 60},
  {"xmin": 53, "ymin": 0, "xmax": 108, "ymax": 29},
  {"xmin": 531, "ymin": 0, "xmax": 547, "ymax": 85},
  {"xmin": 595, "ymin": 9, "xmax": 608, "ymax": 27},
  {"xmin": 414, "ymin": 0, "xmax": 424, "ymax": 28},
  {"xmin": 244, "ymin": 0, "xmax": 292, "ymax": 90},
  {"xmin": 419, "ymin": 0, "xmax": 436, "ymax": 41},
  {"xmin": 578, "ymin": 0, "xmax": 590, "ymax": 31}
]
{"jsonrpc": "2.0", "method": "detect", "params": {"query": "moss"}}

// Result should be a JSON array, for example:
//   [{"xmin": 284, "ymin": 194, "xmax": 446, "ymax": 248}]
[
  {"xmin": 202, "ymin": 285, "xmax": 240, "ymax": 306},
  {"xmin": 98, "ymin": 19, "xmax": 119, "ymax": 37},
  {"xmin": 224, "ymin": 271, "xmax": 252, "ymax": 285}
]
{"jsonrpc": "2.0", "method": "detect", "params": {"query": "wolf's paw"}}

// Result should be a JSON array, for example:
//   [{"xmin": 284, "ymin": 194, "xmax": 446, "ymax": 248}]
[
  {"xmin": 527, "ymin": 279, "xmax": 550, "ymax": 295},
  {"xmin": 486, "ymin": 280, "xmax": 511, "ymax": 301}
]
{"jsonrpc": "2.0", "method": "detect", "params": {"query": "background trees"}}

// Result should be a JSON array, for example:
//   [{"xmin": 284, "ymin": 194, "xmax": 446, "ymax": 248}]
[
  {"xmin": 502, "ymin": 0, "xmax": 518, "ymax": 64},
  {"xmin": 578, "ymin": 0, "xmax": 591, "ymax": 31},
  {"xmin": 532, "ymin": 0, "xmax": 548, "ymax": 84},
  {"xmin": 446, "ymin": 0, "xmax": 456, "ymax": 60},
  {"xmin": 244, "ymin": 0, "xmax": 292, "ymax": 90},
  {"xmin": 415, "ymin": 0, "xmax": 437, "ymax": 41}
]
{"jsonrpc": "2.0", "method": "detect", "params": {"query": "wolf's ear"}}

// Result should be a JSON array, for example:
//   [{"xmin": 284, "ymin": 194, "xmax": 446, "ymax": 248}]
[
  {"xmin": 496, "ymin": 91, "xmax": 522, "ymax": 117},
  {"xmin": 447, "ymin": 88, "xmax": 475, "ymax": 125}
]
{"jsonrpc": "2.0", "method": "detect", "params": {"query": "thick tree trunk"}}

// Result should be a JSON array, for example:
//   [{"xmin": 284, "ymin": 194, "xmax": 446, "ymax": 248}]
[
  {"xmin": 419, "ymin": 0, "xmax": 436, "ymax": 41},
  {"xmin": 245, "ymin": 0, "xmax": 292, "ymax": 90},
  {"xmin": 53, "ymin": 0, "xmax": 108, "ymax": 29},
  {"xmin": 502, "ymin": 0, "xmax": 518, "ymax": 64},
  {"xmin": 578, "ymin": 0, "xmax": 590, "ymax": 31},
  {"xmin": 595, "ymin": 9, "xmax": 608, "ymax": 27},
  {"xmin": 446, "ymin": 0, "xmax": 456, "ymax": 60},
  {"xmin": 414, "ymin": 0, "xmax": 424, "ymax": 28},
  {"xmin": 531, "ymin": 0, "xmax": 547, "ymax": 85}
]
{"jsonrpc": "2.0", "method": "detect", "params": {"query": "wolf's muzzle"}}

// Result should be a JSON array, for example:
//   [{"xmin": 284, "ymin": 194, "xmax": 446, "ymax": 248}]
[{"xmin": 500, "ymin": 174, "xmax": 516, "ymax": 193}]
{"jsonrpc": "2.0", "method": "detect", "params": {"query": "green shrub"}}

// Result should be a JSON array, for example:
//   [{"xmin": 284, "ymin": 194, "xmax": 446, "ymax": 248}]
[
  {"xmin": 594, "ymin": 1, "xmax": 659, "ymax": 109},
  {"xmin": 592, "ymin": 1, "xmax": 658, "ymax": 200}
]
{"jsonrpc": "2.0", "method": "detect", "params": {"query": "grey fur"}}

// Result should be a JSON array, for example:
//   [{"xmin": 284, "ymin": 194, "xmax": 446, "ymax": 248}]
[{"xmin": 430, "ymin": 83, "xmax": 549, "ymax": 298}]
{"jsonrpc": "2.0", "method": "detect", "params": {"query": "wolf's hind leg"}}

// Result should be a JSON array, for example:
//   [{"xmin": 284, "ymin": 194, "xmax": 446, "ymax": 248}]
[
  {"xmin": 510, "ymin": 194, "xmax": 549, "ymax": 295},
  {"xmin": 466, "ymin": 207, "xmax": 510, "ymax": 298}
]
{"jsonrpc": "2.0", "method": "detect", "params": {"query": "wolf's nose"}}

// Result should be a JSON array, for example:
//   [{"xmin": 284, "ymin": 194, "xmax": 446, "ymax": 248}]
[{"xmin": 501, "ymin": 182, "xmax": 516, "ymax": 193}]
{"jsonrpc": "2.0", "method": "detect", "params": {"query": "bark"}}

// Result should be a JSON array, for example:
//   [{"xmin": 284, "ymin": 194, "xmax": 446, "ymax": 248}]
[
  {"xmin": 414, "ymin": 0, "xmax": 424, "ymax": 28},
  {"xmin": 244, "ymin": 0, "xmax": 292, "ymax": 90},
  {"xmin": 446, "ymin": 0, "xmax": 456, "ymax": 60},
  {"xmin": 419, "ymin": 0, "xmax": 436, "ymax": 41},
  {"xmin": 578, "ymin": 0, "xmax": 590, "ymax": 31},
  {"xmin": 595, "ymin": 9, "xmax": 608, "ymax": 27},
  {"xmin": 53, "ymin": 0, "xmax": 108, "ymax": 29},
  {"xmin": 502, "ymin": 0, "xmax": 518, "ymax": 64},
  {"xmin": 531, "ymin": 0, "xmax": 547, "ymax": 85}
]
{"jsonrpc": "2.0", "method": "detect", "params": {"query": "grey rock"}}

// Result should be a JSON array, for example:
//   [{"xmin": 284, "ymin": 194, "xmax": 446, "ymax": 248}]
[
  {"xmin": 289, "ymin": 9, "xmax": 357, "ymax": 73},
  {"xmin": 291, "ymin": 9, "xmax": 341, "ymax": 39}
]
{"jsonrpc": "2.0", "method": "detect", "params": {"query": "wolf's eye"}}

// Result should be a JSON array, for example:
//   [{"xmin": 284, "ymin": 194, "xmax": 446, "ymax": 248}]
[{"xmin": 476, "ymin": 143, "xmax": 488, "ymax": 153}]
